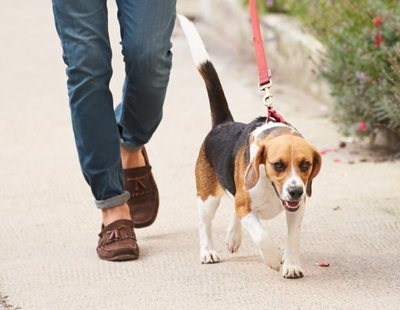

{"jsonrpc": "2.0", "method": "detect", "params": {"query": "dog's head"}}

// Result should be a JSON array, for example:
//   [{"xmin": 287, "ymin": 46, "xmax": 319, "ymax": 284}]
[{"xmin": 245, "ymin": 135, "xmax": 321, "ymax": 212}]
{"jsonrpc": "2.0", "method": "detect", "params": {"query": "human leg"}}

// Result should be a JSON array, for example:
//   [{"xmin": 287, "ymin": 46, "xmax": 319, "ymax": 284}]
[
  {"xmin": 115, "ymin": 0, "xmax": 177, "ymax": 149},
  {"xmin": 114, "ymin": 0, "xmax": 176, "ymax": 228},
  {"xmin": 52, "ymin": 0, "xmax": 137, "ymax": 260},
  {"xmin": 52, "ymin": 0, "xmax": 129, "ymax": 209}
]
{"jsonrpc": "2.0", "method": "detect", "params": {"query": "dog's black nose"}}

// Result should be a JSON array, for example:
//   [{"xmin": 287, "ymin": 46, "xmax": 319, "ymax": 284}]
[{"xmin": 288, "ymin": 187, "xmax": 303, "ymax": 200}]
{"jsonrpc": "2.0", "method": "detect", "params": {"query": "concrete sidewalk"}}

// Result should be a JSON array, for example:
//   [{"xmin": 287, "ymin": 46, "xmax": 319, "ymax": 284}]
[{"xmin": 1, "ymin": 2, "xmax": 399, "ymax": 309}]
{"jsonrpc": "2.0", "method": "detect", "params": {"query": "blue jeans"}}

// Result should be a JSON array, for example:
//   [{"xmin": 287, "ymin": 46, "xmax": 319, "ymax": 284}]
[{"xmin": 52, "ymin": 0, "xmax": 176, "ymax": 209}]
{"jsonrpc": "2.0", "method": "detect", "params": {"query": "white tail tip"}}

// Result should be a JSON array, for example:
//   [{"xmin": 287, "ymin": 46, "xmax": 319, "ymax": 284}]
[{"xmin": 177, "ymin": 14, "xmax": 210, "ymax": 66}]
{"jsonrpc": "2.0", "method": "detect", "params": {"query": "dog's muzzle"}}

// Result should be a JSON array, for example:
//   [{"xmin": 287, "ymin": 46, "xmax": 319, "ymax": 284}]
[{"xmin": 272, "ymin": 182, "xmax": 303, "ymax": 212}]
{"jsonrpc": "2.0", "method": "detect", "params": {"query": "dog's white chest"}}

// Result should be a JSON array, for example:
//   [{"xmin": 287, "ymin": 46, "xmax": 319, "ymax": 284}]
[{"xmin": 248, "ymin": 166, "xmax": 283, "ymax": 220}]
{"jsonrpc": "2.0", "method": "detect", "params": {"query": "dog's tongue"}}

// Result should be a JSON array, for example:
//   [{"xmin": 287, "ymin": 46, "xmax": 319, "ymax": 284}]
[{"xmin": 285, "ymin": 201, "xmax": 300, "ymax": 208}]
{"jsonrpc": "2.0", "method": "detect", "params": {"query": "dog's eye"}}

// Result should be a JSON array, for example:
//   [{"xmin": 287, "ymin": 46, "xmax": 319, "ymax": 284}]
[
  {"xmin": 300, "ymin": 162, "xmax": 311, "ymax": 172},
  {"xmin": 272, "ymin": 162, "xmax": 285, "ymax": 172}
]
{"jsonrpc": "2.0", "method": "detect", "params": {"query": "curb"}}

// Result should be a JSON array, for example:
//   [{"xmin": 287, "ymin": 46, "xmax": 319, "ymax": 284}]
[{"xmin": 263, "ymin": 14, "xmax": 332, "ymax": 103}]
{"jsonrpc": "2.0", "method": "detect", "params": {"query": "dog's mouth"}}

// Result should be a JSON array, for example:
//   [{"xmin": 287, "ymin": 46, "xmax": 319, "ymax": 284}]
[{"xmin": 282, "ymin": 200, "xmax": 301, "ymax": 212}]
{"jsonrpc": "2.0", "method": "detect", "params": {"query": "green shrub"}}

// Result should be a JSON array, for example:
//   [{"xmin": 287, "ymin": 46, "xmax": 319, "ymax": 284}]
[{"xmin": 244, "ymin": 0, "xmax": 400, "ymax": 139}]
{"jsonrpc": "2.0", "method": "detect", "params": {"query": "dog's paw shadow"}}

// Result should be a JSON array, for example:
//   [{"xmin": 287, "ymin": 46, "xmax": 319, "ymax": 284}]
[{"xmin": 223, "ymin": 254, "xmax": 260, "ymax": 263}]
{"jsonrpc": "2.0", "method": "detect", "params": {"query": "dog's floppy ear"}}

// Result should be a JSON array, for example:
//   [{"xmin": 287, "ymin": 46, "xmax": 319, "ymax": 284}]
[
  {"xmin": 244, "ymin": 145, "xmax": 266, "ymax": 190},
  {"xmin": 306, "ymin": 149, "xmax": 322, "ymax": 197}
]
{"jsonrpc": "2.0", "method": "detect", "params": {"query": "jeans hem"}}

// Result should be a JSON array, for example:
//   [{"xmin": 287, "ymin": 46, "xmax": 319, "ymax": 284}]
[
  {"xmin": 120, "ymin": 138, "xmax": 143, "ymax": 151},
  {"xmin": 95, "ymin": 191, "xmax": 130, "ymax": 209}
]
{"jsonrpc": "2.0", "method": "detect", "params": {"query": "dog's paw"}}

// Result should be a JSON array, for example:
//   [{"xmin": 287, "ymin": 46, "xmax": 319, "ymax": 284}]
[
  {"xmin": 265, "ymin": 249, "xmax": 282, "ymax": 272},
  {"xmin": 260, "ymin": 241, "xmax": 282, "ymax": 271},
  {"xmin": 225, "ymin": 229, "xmax": 242, "ymax": 253},
  {"xmin": 200, "ymin": 249, "xmax": 220, "ymax": 264},
  {"xmin": 282, "ymin": 262, "xmax": 304, "ymax": 279}
]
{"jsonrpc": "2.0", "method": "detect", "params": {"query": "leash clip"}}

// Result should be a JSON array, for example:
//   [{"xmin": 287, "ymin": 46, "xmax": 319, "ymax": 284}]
[{"xmin": 259, "ymin": 80, "xmax": 273, "ymax": 108}]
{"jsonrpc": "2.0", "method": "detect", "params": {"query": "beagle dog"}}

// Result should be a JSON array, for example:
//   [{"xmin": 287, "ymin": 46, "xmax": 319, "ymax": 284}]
[{"xmin": 179, "ymin": 15, "xmax": 321, "ymax": 279}]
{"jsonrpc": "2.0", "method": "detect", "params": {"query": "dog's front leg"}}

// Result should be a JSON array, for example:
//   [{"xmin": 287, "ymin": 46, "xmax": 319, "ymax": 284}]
[
  {"xmin": 241, "ymin": 211, "xmax": 282, "ymax": 271},
  {"xmin": 282, "ymin": 202, "xmax": 305, "ymax": 279}
]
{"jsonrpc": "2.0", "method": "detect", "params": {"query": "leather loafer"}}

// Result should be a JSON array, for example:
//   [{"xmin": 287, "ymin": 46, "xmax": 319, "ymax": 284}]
[
  {"xmin": 97, "ymin": 219, "xmax": 139, "ymax": 261},
  {"xmin": 124, "ymin": 147, "xmax": 159, "ymax": 228}
]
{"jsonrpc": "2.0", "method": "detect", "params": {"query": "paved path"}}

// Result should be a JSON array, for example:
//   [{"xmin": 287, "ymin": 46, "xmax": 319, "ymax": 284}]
[{"xmin": 1, "ymin": 2, "xmax": 399, "ymax": 310}]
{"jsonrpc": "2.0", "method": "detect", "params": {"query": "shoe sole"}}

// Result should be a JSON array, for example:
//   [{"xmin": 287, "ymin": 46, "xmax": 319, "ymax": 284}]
[
  {"xmin": 99, "ymin": 254, "xmax": 139, "ymax": 262},
  {"xmin": 133, "ymin": 211, "xmax": 158, "ymax": 228}
]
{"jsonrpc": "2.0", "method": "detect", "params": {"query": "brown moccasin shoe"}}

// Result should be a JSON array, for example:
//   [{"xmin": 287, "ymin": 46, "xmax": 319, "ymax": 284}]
[
  {"xmin": 97, "ymin": 219, "xmax": 139, "ymax": 261},
  {"xmin": 124, "ymin": 147, "xmax": 159, "ymax": 228}
]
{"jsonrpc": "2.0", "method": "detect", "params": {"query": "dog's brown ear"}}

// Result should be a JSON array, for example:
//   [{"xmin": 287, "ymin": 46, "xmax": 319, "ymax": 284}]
[
  {"xmin": 244, "ymin": 145, "xmax": 266, "ymax": 190},
  {"xmin": 306, "ymin": 149, "xmax": 322, "ymax": 197}
]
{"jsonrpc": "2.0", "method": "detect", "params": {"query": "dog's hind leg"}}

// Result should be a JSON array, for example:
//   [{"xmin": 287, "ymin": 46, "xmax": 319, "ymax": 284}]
[
  {"xmin": 225, "ymin": 211, "xmax": 242, "ymax": 253},
  {"xmin": 195, "ymin": 145, "xmax": 224, "ymax": 264},
  {"xmin": 197, "ymin": 195, "xmax": 222, "ymax": 263}
]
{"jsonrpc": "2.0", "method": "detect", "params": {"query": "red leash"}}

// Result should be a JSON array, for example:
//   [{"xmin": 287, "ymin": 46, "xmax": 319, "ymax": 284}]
[
  {"xmin": 249, "ymin": 0, "xmax": 270, "ymax": 87},
  {"xmin": 248, "ymin": 0, "xmax": 287, "ymax": 124}
]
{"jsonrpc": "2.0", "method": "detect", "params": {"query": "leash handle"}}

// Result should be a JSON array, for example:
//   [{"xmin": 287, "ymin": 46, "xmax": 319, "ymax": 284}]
[{"xmin": 249, "ymin": 0, "xmax": 270, "ymax": 87}]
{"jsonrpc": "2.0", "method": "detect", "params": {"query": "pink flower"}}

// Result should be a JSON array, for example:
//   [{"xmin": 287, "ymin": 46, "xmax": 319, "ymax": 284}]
[
  {"xmin": 372, "ymin": 16, "xmax": 383, "ymax": 26},
  {"xmin": 266, "ymin": 0, "xmax": 274, "ymax": 7},
  {"xmin": 373, "ymin": 32, "xmax": 383, "ymax": 48},
  {"xmin": 357, "ymin": 121, "xmax": 368, "ymax": 132},
  {"xmin": 355, "ymin": 71, "xmax": 370, "ymax": 84},
  {"xmin": 318, "ymin": 261, "xmax": 330, "ymax": 267}
]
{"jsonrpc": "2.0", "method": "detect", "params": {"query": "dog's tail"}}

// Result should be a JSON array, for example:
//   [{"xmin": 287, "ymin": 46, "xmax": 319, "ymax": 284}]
[{"xmin": 178, "ymin": 14, "xmax": 234, "ymax": 128}]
